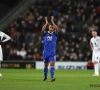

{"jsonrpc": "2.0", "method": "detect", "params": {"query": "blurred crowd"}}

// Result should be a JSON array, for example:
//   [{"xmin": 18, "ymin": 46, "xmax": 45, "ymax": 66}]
[{"xmin": 2, "ymin": 0, "xmax": 100, "ymax": 61}]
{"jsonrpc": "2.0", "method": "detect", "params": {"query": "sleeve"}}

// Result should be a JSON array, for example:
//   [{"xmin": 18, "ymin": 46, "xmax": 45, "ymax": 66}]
[
  {"xmin": 97, "ymin": 37, "xmax": 100, "ymax": 49},
  {"xmin": 90, "ymin": 38, "xmax": 92, "ymax": 43},
  {"xmin": 2, "ymin": 33, "xmax": 11, "ymax": 42},
  {"xmin": 99, "ymin": 37, "xmax": 100, "ymax": 45},
  {"xmin": 99, "ymin": 37, "xmax": 100, "ymax": 42}
]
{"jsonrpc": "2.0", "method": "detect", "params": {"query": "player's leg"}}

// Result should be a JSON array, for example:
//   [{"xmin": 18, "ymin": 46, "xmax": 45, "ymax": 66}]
[
  {"xmin": 0, "ymin": 61, "xmax": 1, "ymax": 78},
  {"xmin": 50, "ymin": 61, "xmax": 55, "ymax": 82},
  {"xmin": 93, "ymin": 61, "xmax": 99, "ymax": 76},
  {"xmin": 92, "ymin": 52, "xmax": 96, "ymax": 76},
  {"xmin": 43, "ymin": 53, "xmax": 49, "ymax": 81},
  {"xmin": 43, "ymin": 62, "xmax": 49, "ymax": 81},
  {"xmin": 94, "ymin": 61, "xmax": 99, "ymax": 75},
  {"xmin": 49, "ymin": 55, "xmax": 56, "ymax": 82},
  {"xmin": 92, "ymin": 53, "xmax": 99, "ymax": 76},
  {"xmin": 0, "ymin": 46, "xmax": 3, "ymax": 77},
  {"xmin": 0, "ymin": 46, "xmax": 3, "ymax": 62}
]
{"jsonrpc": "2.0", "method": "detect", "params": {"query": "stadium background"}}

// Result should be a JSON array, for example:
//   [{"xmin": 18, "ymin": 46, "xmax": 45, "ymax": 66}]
[{"xmin": 0, "ymin": 0, "xmax": 100, "ymax": 69}]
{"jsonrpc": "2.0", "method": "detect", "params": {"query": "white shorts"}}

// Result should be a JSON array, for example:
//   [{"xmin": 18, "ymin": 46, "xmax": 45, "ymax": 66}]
[
  {"xmin": 92, "ymin": 51, "xmax": 100, "ymax": 63},
  {"xmin": 0, "ymin": 45, "xmax": 3, "ymax": 61}
]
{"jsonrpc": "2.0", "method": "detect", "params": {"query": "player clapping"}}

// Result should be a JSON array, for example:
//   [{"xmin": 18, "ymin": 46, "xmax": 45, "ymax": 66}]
[{"xmin": 42, "ymin": 16, "xmax": 58, "ymax": 82}]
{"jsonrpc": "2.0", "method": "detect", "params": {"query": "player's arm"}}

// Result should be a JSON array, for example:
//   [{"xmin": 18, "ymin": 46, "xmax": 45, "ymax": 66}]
[
  {"xmin": 2, "ymin": 33, "xmax": 11, "ymax": 42},
  {"xmin": 42, "ymin": 17, "xmax": 48, "ymax": 34},
  {"xmin": 51, "ymin": 16, "xmax": 59, "ymax": 34},
  {"xmin": 98, "ymin": 37, "xmax": 100, "ymax": 50},
  {"xmin": 90, "ymin": 42, "xmax": 93, "ymax": 50}
]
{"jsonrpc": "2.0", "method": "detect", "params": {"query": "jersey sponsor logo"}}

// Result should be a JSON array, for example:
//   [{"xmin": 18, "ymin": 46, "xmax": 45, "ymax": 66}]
[{"xmin": 47, "ymin": 36, "xmax": 53, "ymax": 41}]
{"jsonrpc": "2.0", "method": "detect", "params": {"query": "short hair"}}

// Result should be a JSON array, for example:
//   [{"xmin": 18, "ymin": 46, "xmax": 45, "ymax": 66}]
[{"xmin": 92, "ymin": 30, "xmax": 97, "ymax": 32}]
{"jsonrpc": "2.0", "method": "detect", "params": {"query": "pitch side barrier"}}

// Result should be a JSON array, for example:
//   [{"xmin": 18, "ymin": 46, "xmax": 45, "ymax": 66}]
[
  {"xmin": 1, "ymin": 61, "xmax": 98, "ymax": 70},
  {"xmin": 36, "ymin": 61, "xmax": 88, "ymax": 70},
  {"xmin": 1, "ymin": 60, "xmax": 35, "ymax": 69}
]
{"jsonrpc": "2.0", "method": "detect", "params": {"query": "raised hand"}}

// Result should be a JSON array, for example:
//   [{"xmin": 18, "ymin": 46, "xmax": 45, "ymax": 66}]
[
  {"xmin": 45, "ymin": 17, "xmax": 48, "ymax": 24},
  {"xmin": 42, "ymin": 17, "xmax": 48, "ymax": 33},
  {"xmin": 51, "ymin": 16, "xmax": 54, "ymax": 22}
]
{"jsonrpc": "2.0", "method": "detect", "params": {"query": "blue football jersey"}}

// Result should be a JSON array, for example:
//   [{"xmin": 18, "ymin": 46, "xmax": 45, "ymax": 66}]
[{"xmin": 43, "ymin": 31, "xmax": 57, "ymax": 54}]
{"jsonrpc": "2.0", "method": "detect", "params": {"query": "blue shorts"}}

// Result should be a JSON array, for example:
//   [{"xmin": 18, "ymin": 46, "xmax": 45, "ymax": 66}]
[{"xmin": 43, "ymin": 52, "xmax": 56, "ymax": 63}]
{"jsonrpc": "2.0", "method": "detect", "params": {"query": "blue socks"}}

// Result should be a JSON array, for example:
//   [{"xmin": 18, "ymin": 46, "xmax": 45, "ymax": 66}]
[
  {"xmin": 50, "ymin": 66, "xmax": 55, "ymax": 78},
  {"xmin": 44, "ymin": 67, "xmax": 48, "ymax": 79},
  {"xmin": 44, "ymin": 66, "xmax": 55, "ymax": 79}
]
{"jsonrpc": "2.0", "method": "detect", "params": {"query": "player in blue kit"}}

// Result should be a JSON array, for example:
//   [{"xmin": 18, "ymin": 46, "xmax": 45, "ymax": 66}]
[{"xmin": 42, "ymin": 16, "xmax": 58, "ymax": 82}]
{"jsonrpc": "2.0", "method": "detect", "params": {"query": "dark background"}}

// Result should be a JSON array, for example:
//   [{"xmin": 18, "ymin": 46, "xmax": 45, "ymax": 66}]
[{"xmin": 0, "ymin": 0, "xmax": 21, "ymax": 17}]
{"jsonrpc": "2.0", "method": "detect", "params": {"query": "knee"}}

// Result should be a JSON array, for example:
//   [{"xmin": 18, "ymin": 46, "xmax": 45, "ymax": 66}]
[
  {"xmin": 50, "ymin": 61, "xmax": 55, "ymax": 66},
  {"xmin": 44, "ymin": 63, "xmax": 48, "ymax": 67},
  {"xmin": 93, "ymin": 61, "xmax": 98, "ymax": 64}
]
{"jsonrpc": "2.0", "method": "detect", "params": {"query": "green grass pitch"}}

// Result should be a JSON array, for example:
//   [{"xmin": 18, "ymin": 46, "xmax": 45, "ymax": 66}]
[{"xmin": 0, "ymin": 69, "xmax": 100, "ymax": 90}]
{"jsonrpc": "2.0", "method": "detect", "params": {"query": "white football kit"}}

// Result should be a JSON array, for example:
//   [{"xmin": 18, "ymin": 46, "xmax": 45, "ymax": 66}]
[
  {"xmin": 90, "ymin": 36, "xmax": 100, "ymax": 62},
  {"xmin": 0, "ymin": 31, "xmax": 11, "ymax": 61}
]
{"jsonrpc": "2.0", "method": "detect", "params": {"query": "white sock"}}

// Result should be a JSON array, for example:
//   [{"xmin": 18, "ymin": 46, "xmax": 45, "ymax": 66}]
[
  {"xmin": 95, "ymin": 64, "xmax": 99, "ymax": 75},
  {"xmin": 94, "ymin": 64, "xmax": 96, "ymax": 74}
]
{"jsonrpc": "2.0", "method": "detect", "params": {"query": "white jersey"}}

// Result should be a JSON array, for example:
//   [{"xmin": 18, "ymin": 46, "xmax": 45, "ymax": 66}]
[
  {"xmin": 0, "ymin": 31, "xmax": 11, "ymax": 43},
  {"xmin": 90, "ymin": 36, "xmax": 100, "ymax": 52},
  {"xmin": 0, "ymin": 31, "xmax": 11, "ymax": 61}
]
